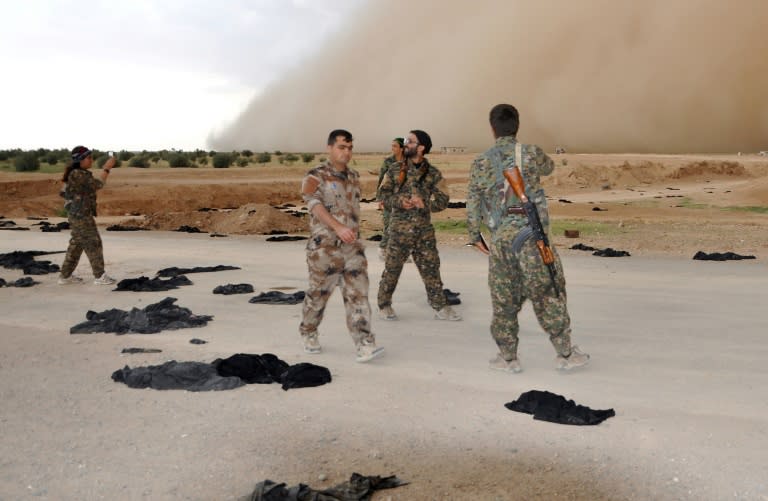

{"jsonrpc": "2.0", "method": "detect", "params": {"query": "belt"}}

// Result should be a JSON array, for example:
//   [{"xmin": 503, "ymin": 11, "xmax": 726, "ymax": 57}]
[{"xmin": 507, "ymin": 206, "xmax": 525, "ymax": 215}]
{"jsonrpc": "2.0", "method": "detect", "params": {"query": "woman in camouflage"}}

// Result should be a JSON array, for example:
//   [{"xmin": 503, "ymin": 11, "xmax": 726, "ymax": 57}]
[{"xmin": 58, "ymin": 146, "xmax": 116, "ymax": 285}]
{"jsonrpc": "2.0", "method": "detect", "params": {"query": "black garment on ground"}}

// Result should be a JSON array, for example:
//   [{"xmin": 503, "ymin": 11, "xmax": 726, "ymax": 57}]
[
  {"xmin": 447, "ymin": 201, "xmax": 467, "ymax": 208},
  {"xmin": 213, "ymin": 283, "xmax": 255, "ymax": 295},
  {"xmin": 0, "ymin": 220, "xmax": 18, "ymax": 227},
  {"xmin": 210, "ymin": 233, "xmax": 228, "ymax": 238},
  {"xmin": 366, "ymin": 234, "xmax": 382, "ymax": 241},
  {"xmin": 114, "ymin": 275, "xmax": 193, "ymax": 292},
  {"xmin": 266, "ymin": 235, "xmax": 308, "ymax": 242},
  {"xmin": 505, "ymin": 390, "xmax": 615, "ymax": 426},
  {"xmin": 39, "ymin": 221, "xmax": 70, "ymax": 232},
  {"xmin": 444, "ymin": 288, "xmax": 461, "ymax": 305},
  {"xmin": 70, "ymin": 296, "xmax": 213, "ymax": 334},
  {"xmin": 242, "ymin": 473, "xmax": 407, "ymax": 501},
  {"xmin": 249, "ymin": 291, "xmax": 305, "ymax": 305},
  {"xmin": 175, "ymin": 225, "xmax": 205, "ymax": 233},
  {"xmin": 106, "ymin": 224, "xmax": 147, "ymax": 231},
  {"xmin": 264, "ymin": 229, "xmax": 288, "ymax": 235},
  {"xmin": 693, "ymin": 251, "xmax": 756, "ymax": 261},
  {"xmin": 570, "ymin": 243, "xmax": 630, "ymax": 257},
  {"xmin": 280, "ymin": 363, "xmax": 332, "ymax": 391},
  {"xmin": 0, "ymin": 277, "xmax": 37, "ymax": 287},
  {"xmin": 112, "ymin": 361, "xmax": 244, "ymax": 391},
  {"xmin": 121, "ymin": 348, "xmax": 162, "ymax": 354},
  {"xmin": 156, "ymin": 265, "xmax": 240, "ymax": 278},
  {"xmin": 189, "ymin": 338, "xmax": 207, "ymax": 344},
  {"xmin": 0, "ymin": 250, "xmax": 62, "ymax": 275},
  {"xmin": 214, "ymin": 353, "xmax": 290, "ymax": 384},
  {"xmin": 0, "ymin": 227, "xmax": 29, "ymax": 231}
]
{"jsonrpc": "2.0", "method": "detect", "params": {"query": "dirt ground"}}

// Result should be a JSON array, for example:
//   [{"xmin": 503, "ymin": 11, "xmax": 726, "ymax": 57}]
[
  {"xmin": 1, "ymin": 153, "xmax": 767, "ymax": 500},
  {"xmin": 2, "ymin": 152, "xmax": 766, "ymax": 258}
]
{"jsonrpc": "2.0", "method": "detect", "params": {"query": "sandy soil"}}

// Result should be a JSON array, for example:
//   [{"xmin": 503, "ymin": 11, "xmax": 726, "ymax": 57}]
[{"xmin": 1, "ymin": 154, "xmax": 767, "ymax": 500}]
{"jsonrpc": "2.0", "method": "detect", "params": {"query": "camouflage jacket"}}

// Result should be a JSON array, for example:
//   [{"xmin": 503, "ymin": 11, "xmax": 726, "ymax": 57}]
[
  {"xmin": 301, "ymin": 161, "xmax": 362, "ymax": 247},
  {"xmin": 376, "ymin": 155, "xmax": 398, "ymax": 200},
  {"xmin": 378, "ymin": 157, "xmax": 449, "ymax": 230},
  {"xmin": 467, "ymin": 136, "xmax": 554, "ymax": 245},
  {"xmin": 64, "ymin": 168, "xmax": 104, "ymax": 219}
]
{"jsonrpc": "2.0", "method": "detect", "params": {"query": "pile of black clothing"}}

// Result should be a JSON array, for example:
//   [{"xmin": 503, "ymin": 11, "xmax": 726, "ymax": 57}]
[
  {"xmin": 241, "ymin": 473, "xmax": 407, "ymax": 501},
  {"xmin": 39, "ymin": 221, "xmax": 70, "ymax": 232},
  {"xmin": 112, "ymin": 353, "xmax": 331, "ymax": 392},
  {"xmin": 114, "ymin": 275, "xmax": 193, "ymax": 292},
  {"xmin": 213, "ymin": 283, "xmax": 255, "ymax": 295},
  {"xmin": 0, "ymin": 277, "xmax": 37, "ymax": 288},
  {"xmin": 0, "ymin": 250, "xmax": 62, "ymax": 275},
  {"xmin": 249, "ymin": 291, "xmax": 305, "ymax": 305},
  {"xmin": 265, "ymin": 235, "xmax": 308, "ymax": 242},
  {"xmin": 70, "ymin": 297, "xmax": 212, "ymax": 334},
  {"xmin": 693, "ymin": 251, "xmax": 756, "ymax": 261},
  {"xmin": 570, "ymin": 243, "xmax": 630, "ymax": 257},
  {"xmin": 505, "ymin": 390, "xmax": 615, "ymax": 425}
]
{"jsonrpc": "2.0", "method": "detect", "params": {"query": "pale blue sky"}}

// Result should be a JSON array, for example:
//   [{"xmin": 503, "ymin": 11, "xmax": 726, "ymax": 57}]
[{"xmin": 0, "ymin": 0, "xmax": 362, "ymax": 151}]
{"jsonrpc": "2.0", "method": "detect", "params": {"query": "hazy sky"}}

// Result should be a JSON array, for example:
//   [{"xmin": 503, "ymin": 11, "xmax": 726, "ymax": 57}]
[{"xmin": 0, "ymin": 0, "xmax": 362, "ymax": 151}]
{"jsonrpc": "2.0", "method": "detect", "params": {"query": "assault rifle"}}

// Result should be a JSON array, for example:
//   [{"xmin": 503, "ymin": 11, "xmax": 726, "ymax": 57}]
[{"xmin": 502, "ymin": 166, "xmax": 561, "ymax": 297}]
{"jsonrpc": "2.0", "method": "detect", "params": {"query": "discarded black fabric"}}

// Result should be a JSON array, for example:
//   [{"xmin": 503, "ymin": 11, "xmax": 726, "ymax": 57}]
[
  {"xmin": 0, "ymin": 277, "xmax": 38, "ymax": 288},
  {"xmin": 213, "ymin": 283, "xmax": 255, "ymax": 295},
  {"xmin": 189, "ymin": 338, "xmax": 207, "ymax": 344},
  {"xmin": 70, "ymin": 296, "xmax": 213, "ymax": 335},
  {"xmin": 264, "ymin": 229, "xmax": 288, "ymax": 235},
  {"xmin": 111, "ymin": 361, "xmax": 244, "ymax": 391},
  {"xmin": 210, "ymin": 233, "xmax": 228, "ymax": 237},
  {"xmin": 0, "ymin": 250, "xmax": 62, "ymax": 275},
  {"xmin": 0, "ymin": 278, "xmax": 4, "ymax": 287},
  {"xmin": 249, "ymin": 291, "xmax": 305, "ymax": 305},
  {"xmin": 175, "ymin": 225, "xmax": 205, "ymax": 233},
  {"xmin": 444, "ymin": 288, "xmax": 461, "ymax": 305},
  {"xmin": 505, "ymin": 390, "xmax": 615, "ymax": 426},
  {"xmin": 558, "ymin": 198, "xmax": 573, "ymax": 203},
  {"xmin": 693, "ymin": 251, "xmax": 756, "ymax": 261},
  {"xmin": 241, "ymin": 473, "xmax": 407, "ymax": 501},
  {"xmin": 265, "ymin": 235, "xmax": 308, "ymax": 242},
  {"xmin": 121, "ymin": 348, "xmax": 162, "ymax": 354},
  {"xmin": 114, "ymin": 275, "xmax": 193, "ymax": 292},
  {"xmin": 0, "ymin": 220, "xmax": 18, "ymax": 227},
  {"xmin": 366, "ymin": 234, "xmax": 383, "ymax": 241},
  {"xmin": 215, "ymin": 353, "xmax": 290, "ymax": 384},
  {"xmin": 156, "ymin": 265, "xmax": 240, "ymax": 278},
  {"xmin": 570, "ymin": 243, "xmax": 597, "ymax": 251},
  {"xmin": 280, "ymin": 363, "xmax": 332, "ymax": 391},
  {"xmin": 28, "ymin": 216, "xmax": 48, "ymax": 220},
  {"xmin": 39, "ymin": 221, "xmax": 70, "ymax": 232},
  {"xmin": 447, "ymin": 201, "xmax": 466, "ymax": 208},
  {"xmin": 591, "ymin": 207, "xmax": 606, "ymax": 211},
  {"xmin": 106, "ymin": 224, "xmax": 147, "ymax": 231},
  {"xmin": 0, "ymin": 227, "xmax": 30, "ymax": 231},
  {"xmin": 593, "ymin": 248, "xmax": 630, "ymax": 257}
]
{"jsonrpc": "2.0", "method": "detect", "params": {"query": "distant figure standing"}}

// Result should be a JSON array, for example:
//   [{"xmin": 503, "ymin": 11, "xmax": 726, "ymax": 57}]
[
  {"xmin": 58, "ymin": 146, "xmax": 117, "ymax": 285},
  {"xmin": 377, "ymin": 130, "xmax": 461, "ymax": 321},
  {"xmin": 375, "ymin": 137, "xmax": 405, "ymax": 260},
  {"xmin": 299, "ymin": 129, "xmax": 384, "ymax": 363},
  {"xmin": 466, "ymin": 104, "xmax": 589, "ymax": 372}
]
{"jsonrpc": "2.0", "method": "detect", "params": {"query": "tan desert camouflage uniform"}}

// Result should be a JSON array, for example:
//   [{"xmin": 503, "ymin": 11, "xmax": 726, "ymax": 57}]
[
  {"xmin": 299, "ymin": 161, "xmax": 374, "ymax": 346},
  {"xmin": 467, "ymin": 136, "xmax": 573, "ymax": 359},
  {"xmin": 377, "ymin": 158, "xmax": 450, "ymax": 310},
  {"xmin": 60, "ymin": 168, "xmax": 106, "ymax": 278}
]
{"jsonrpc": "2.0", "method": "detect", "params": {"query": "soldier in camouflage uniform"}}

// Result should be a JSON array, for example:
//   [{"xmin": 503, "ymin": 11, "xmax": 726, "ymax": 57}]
[
  {"xmin": 466, "ymin": 104, "xmax": 589, "ymax": 372},
  {"xmin": 377, "ymin": 130, "xmax": 461, "ymax": 321},
  {"xmin": 299, "ymin": 129, "xmax": 384, "ymax": 363},
  {"xmin": 375, "ymin": 137, "xmax": 405, "ymax": 259},
  {"xmin": 58, "ymin": 146, "xmax": 117, "ymax": 286}
]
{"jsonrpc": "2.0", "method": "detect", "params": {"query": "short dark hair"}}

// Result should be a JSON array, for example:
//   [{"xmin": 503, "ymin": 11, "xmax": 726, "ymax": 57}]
[
  {"xmin": 410, "ymin": 129, "xmax": 432, "ymax": 154},
  {"xmin": 489, "ymin": 104, "xmax": 519, "ymax": 137},
  {"xmin": 327, "ymin": 129, "xmax": 353, "ymax": 145}
]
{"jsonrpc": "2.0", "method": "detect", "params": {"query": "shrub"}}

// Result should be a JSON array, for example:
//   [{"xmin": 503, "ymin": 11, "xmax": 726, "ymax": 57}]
[
  {"xmin": 301, "ymin": 153, "xmax": 315, "ymax": 163},
  {"xmin": 198, "ymin": 156, "xmax": 209, "ymax": 166},
  {"xmin": 283, "ymin": 153, "xmax": 299, "ymax": 165},
  {"xmin": 129, "ymin": 156, "xmax": 149, "ymax": 168},
  {"xmin": 237, "ymin": 158, "xmax": 249, "ymax": 167},
  {"xmin": 274, "ymin": 150, "xmax": 283, "ymax": 156},
  {"xmin": 255, "ymin": 152, "xmax": 271, "ymax": 163},
  {"xmin": 118, "ymin": 150, "xmax": 134, "ymax": 161},
  {"xmin": 212, "ymin": 153, "xmax": 232, "ymax": 169},
  {"xmin": 14, "ymin": 152, "xmax": 40, "ymax": 172},
  {"xmin": 167, "ymin": 153, "xmax": 192, "ymax": 168},
  {"xmin": 150, "ymin": 155, "xmax": 161, "ymax": 163},
  {"xmin": 241, "ymin": 149, "xmax": 253, "ymax": 158},
  {"xmin": 97, "ymin": 156, "xmax": 122, "ymax": 169},
  {"xmin": 0, "ymin": 151, "xmax": 9, "ymax": 161},
  {"xmin": 45, "ymin": 153, "xmax": 59, "ymax": 165}
]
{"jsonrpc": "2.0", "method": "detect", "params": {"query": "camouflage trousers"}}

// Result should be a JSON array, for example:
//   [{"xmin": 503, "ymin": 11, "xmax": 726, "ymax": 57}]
[
  {"xmin": 379, "ymin": 208, "xmax": 391, "ymax": 249},
  {"xmin": 378, "ymin": 225, "xmax": 447, "ymax": 311},
  {"xmin": 488, "ymin": 236, "xmax": 572, "ymax": 359},
  {"xmin": 60, "ymin": 216, "xmax": 105, "ymax": 278},
  {"xmin": 299, "ymin": 241, "xmax": 374, "ymax": 346}
]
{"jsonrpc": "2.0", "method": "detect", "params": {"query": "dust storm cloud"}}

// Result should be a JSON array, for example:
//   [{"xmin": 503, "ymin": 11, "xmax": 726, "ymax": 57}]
[{"xmin": 210, "ymin": 0, "xmax": 768, "ymax": 153}]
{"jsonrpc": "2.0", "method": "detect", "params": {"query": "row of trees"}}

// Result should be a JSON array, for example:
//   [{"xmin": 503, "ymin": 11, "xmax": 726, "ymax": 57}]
[{"xmin": 0, "ymin": 148, "xmax": 319, "ymax": 172}]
